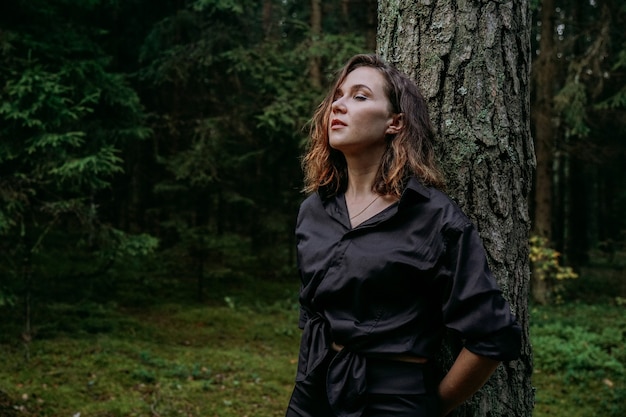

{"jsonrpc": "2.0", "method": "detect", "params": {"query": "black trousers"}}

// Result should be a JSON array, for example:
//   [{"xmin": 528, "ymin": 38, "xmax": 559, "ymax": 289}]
[{"xmin": 285, "ymin": 353, "xmax": 440, "ymax": 417}]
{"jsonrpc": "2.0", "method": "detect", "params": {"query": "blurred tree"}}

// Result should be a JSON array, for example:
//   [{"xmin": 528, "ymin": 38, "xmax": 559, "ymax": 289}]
[
  {"xmin": 552, "ymin": 1, "xmax": 626, "ymax": 264},
  {"xmin": 531, "ymin": 0, "xmax": 558, "ymax": 305},
  {"xmin": 0, "ymin": 0, "xmax": 376, "ymax": 308},
  {"xmin": 128, "ymin": 0, "xmax": 371, "ymax": 298},
  {"xmin": 0, "ymin": 0, "xmax": 157, "ymax": 339},
  {"xmin": 379, "ymin": 0, "xmax": 534, "ymax": 416},
  {"xmin": 2, "ymin": 0, "xmax": 620, "ymax": 311},
  {"xmin": 530, "ymin": 0, "xmax": 626, "ymax": 303}
]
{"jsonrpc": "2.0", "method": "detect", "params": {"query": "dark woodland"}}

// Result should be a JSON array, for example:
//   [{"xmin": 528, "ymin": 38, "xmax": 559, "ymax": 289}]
[{"xmin": 0, "ymin": 1, "xmax": 624, "ymax": 416}]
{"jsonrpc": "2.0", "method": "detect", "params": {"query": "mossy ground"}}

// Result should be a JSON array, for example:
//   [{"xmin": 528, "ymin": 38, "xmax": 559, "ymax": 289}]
[{"xmin": 0, "ymin": 280, "xmax": 623, "ymax": 416}]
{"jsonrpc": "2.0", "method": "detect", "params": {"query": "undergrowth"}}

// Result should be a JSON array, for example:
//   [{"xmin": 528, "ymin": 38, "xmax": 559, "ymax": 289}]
[
  {"xmin": 531, "ymin": 303, "xmax": 626, "ymax": 416},
  {"xmin": 0, "ymin": 277, "xmax": 624, "ymax": 416},
  {"xmin": 0, "ymin": 295, "xmax": 301, "ymax": 417}
]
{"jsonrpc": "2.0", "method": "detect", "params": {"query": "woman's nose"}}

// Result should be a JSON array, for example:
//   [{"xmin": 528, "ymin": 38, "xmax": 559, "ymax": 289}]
[{"xmin": 331, "ymin": 97, "xmax": 346, "ymax": 113}]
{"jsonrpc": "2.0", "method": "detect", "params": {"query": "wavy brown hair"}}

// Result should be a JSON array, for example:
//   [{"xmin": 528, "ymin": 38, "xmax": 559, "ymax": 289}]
[{"xmin": 302, "ymin": 54, "xmax": 445, "ymax": 198}]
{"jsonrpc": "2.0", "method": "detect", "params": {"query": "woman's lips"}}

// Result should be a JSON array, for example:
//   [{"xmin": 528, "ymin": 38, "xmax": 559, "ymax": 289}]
[{"xmin": 331, "ymin": 119, "xmax": 347, "ymax": 129}]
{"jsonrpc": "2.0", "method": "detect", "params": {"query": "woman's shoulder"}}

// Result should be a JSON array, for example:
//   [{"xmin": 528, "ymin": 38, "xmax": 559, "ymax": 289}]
[
  {"xmin": 299, "ymin": 192, "xmax": 324, "ymax": 211},
  {"xmin": 404, "ymin": 178, "xmax": 471, "ymax": 228},
  {"xmin": 296, "ymin": 192, "xmax": 330, "ymax": 222}
]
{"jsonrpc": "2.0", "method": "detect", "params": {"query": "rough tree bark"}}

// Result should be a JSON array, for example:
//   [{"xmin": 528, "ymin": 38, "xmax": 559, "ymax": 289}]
[{"xmin": 378, "ymin": 1, "xmax": 535, "ymax": 416}]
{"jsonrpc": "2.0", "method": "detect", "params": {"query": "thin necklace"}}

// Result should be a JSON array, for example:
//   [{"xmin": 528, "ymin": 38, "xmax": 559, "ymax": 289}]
[{"xmin": 349, "ymin": 195, "xmax": 381, "ymax": 220}]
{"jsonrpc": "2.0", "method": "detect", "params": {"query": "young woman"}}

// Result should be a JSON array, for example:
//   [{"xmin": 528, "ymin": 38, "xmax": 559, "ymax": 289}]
[{"xmin": 285, "ymin": 54, "xmax": 521, "ymax": 417}]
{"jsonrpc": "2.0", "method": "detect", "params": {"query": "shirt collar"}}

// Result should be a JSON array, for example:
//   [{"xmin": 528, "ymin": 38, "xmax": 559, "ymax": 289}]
[
  {"xmin": 397, "ymin": 177, "xmax": 432, "ymax": 210},
  {"xmin": 319, "ymin": 177, "xmax": 433, "ymax": 227},
  {"xmin": 319, "ymin": 177, "xmax": 431, "ymax": 203}
]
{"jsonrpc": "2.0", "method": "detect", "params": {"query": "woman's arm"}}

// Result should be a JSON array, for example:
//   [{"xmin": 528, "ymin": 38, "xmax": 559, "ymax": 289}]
[{"xmin": 437, "ymin": 348, "xmax": 501, "ymax": 417}]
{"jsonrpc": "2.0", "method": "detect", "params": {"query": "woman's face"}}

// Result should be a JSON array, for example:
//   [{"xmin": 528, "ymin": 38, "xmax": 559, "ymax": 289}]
[{"xmin": 328, "ymin": 66, "xmax": 399, "ymax": 157}]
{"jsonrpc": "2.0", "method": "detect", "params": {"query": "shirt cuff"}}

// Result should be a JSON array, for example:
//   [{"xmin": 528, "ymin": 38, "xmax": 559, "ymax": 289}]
[{"xmin": 463, "ymin": 323, "xmax": 522, "ymax": 361}]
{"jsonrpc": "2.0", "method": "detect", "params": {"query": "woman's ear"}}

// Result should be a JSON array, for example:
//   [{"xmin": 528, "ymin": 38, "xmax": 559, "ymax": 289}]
[{"xmin": 386, "ymin": 113, "xmax": 404, "ymax": 135}]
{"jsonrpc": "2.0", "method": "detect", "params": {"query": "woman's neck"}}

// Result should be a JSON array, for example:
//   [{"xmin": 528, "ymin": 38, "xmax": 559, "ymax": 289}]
[
  {"xmin": 345, "ymin": 166, "xmax": 378, "ymax": 200},
  {"xmin": 343, "ymin": 152, "xmax": 383, "ymax": 200}
]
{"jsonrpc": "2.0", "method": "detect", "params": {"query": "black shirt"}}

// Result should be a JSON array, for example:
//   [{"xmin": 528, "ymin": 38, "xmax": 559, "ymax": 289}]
[{"xmin": 294, "ymin": 177, "xmax": 521, "ymax": 414}]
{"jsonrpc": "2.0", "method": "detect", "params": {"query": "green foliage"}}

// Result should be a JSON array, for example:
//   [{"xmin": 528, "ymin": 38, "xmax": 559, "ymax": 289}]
[
  {"xmin": 532, "ymin": 303, "xmax": 626, "ymax": 417},
  {"xmin": 530, "ymin": 235, "xmax": 579, "ymax": 281},
  {"xmin": 48, "ymin": 146, "xmax": 125, "ymax": 189},
  {"xmin": 133, "ymin": 0, "xmax": 367, "ymax": 292},
  {"xmin": 0, "ymin": 0, "xmax": 371, "ymax": 313},
  {"xmin": 596, "ymin": 85, "xmax": 626, "ymax": 109},
  {"xmin": 530, "ymin": 235, "xmax": 578, "ymax": 303},
  {"xmin": 192, "ymin": 0, "xmax": 248, "ymax": 14},
  {"xmin": 0, "ymin": 289, "xmax": 16, "ymax": 308},
  {"xmin": 0, "ymin": 283, "xmax": 623, "ymax": 417},
  {"xmin": 532, "ymin": 323, "xmax": 624, "ymax": 379},
  {"xmin": 230, "ymin": 31, "xmax": 366, "ymax": 137},
  {"xmin": 530, "ymin": 1, "xmax": 626, "ymax": 273},
  {"xmin": 554, "ymin": 80, "xmax": 590, "ymax": 138},
  {"xmin": 160, "ymin": 117, "xmax": 224, "ymax": 186},
  {"xmin": 596, "ymin": 43, "xmax": 626, "ymax": 110},
  {"xmin": 106, "ymin": 229, "xmax": 160, "ymax": 258},
  {"xmin": 589, "ymin": 234, "xmax": 626, "ymax": 269},
  {"xmin": 529, "ymin": 0, "xmax": 541, "ymax": 12},
  {"xmin": 548, "ymin": 1, "xmax": 626, "ymax": 141},
  {"xmin": 0, "ymin": 1, "xmax": 156, "ymax": 324}
]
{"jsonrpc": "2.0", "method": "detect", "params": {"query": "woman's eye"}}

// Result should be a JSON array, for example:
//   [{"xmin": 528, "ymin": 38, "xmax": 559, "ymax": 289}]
[{"xmin": 354, "ymin": 95, "xmax": 367, "ymax": 101}]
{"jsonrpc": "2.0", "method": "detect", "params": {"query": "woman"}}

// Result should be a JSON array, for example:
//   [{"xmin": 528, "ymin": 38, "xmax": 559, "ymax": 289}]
[{"xmin": 285, "ymin": 54, "xmax": 521, "ymax": 417}]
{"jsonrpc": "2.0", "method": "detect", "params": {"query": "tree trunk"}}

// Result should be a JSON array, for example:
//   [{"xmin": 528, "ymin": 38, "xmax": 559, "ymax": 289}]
[
  {"xmin": 364, "ymin": 0, "xmax": 378, "ymax": 51},
  {"xmin": 262, "ymin": 0, "xmax": 273, "ymax": 38},
  {"xmin": 532, "ymin": 0, "xmax": 555, "ymax": 240},
  {"xmin": 378, "ymin": 1, "xmax": 534, "ymax": 416},
  {"xmin": 530, "ymin": 0, "xmax": 557, "ymax": 304},
  {"xmin": 309, "ymin": 0, "xmax": 322, "ymax": 89}
]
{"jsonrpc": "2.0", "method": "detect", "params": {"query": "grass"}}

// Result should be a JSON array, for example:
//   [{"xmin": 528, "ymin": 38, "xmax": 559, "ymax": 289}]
[
  {"xmin": 0, "ymin": 278, "xmax": 624, "ymax": 416},
  {"xmin": 0, "ymin": 297, "xmax": 302, "ymax": 417}
]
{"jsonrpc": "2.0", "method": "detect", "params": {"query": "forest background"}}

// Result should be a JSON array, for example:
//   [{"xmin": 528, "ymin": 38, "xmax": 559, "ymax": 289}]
[{"xmin": 0, "ymin": 0, "xmax": 625, "ymax": 416}]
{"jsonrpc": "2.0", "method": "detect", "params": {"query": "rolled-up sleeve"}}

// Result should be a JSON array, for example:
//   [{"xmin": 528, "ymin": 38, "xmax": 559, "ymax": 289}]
[{"xmin": 440, "ymin": 223, "xmax": 521, "ymax": 361}]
